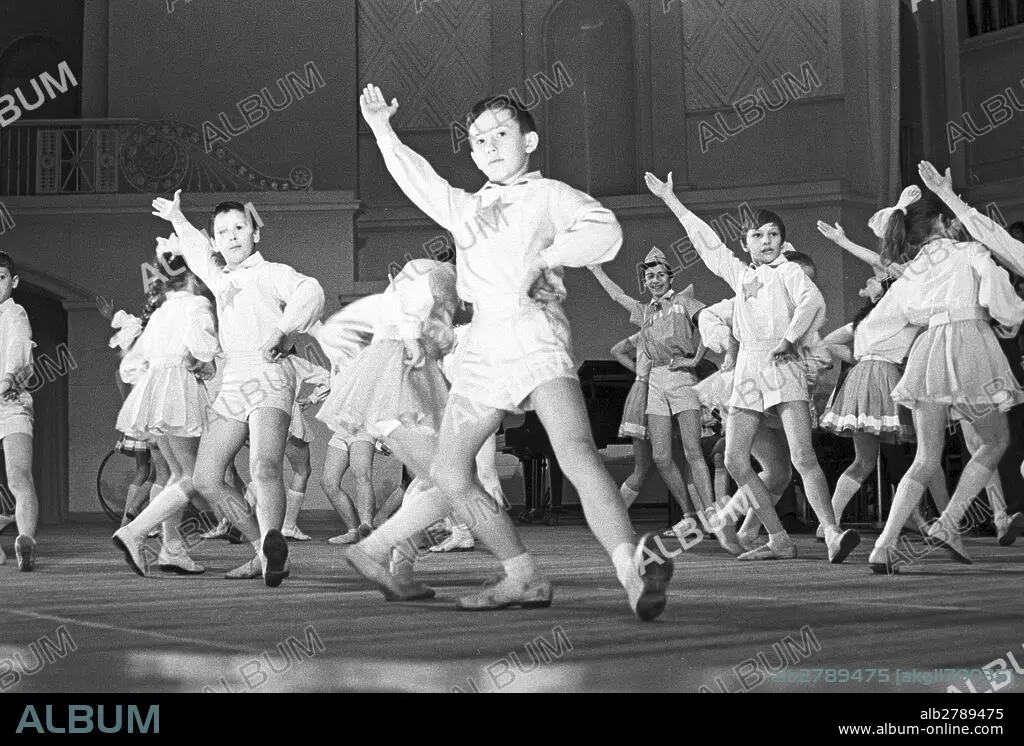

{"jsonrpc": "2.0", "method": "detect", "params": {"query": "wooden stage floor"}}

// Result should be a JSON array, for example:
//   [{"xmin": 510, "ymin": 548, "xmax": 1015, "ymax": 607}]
[{"xmin": 2, "ymin": 516, "xmax": 1022, "ymax": 694}]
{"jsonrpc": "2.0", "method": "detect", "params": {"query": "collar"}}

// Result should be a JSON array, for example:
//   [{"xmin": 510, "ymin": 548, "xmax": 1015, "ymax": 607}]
[
  {"xmin": 480, "ymin": 171, "xmax": 543, "ymax": 192},
  {"xmin": 0, "ymin": 297, "xmax": 15, "ymax": 314},
  {"xmin": 222, "ymin": 251, "xmax": 265, "ymax": 273},
  {"xmin": 649, "ymin": 289, "xmax": 675, "ymax": 307},
  {"xmin": 749, "ymin": 255, "xmax": 788, "ymax": 270}
]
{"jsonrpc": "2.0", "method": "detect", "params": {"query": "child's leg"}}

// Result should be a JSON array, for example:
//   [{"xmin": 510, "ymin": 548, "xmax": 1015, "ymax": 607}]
[
  {"xmin": 123, "ymin": 450, "xmax": 153, "ymax": 524},
  {"xmin": 193, "ymin": 418, "xmax": 258, "ymax": 541},
  {"xmin": 720, "ymin": 409, "xmax": 773, "ymax": 552},
  {"xmin": 647, "ymin": 414, "xmax": 695, "ymax": 517},
  {"xmin": 962, "ymin": 420, "xmax": 1009, "ymax": 522},
  {"xmin": 777, "ymin": 400, "xmax": 859, "ymax": 562},
  {"xmin": 870, "ymin": 403, "xmax": 947, "ymax": 570},
  {"xmin": 929, "ymin": 410, "xmax": 1009, "ymax": 560},
  {"xmin": 531, "ymin": 379, "xmax": 672, "ymax": 620},
  {"xmin": 246, "ymin": 407, "xmax": 291, "ymax": 535},
  {"xmin": 282, "ymin": 437, "xmax": 312, "ymax": 541},
  {"xmin": 621, "ymin": 437, "xmax": 653, "ymax": 507},
  {"xmin": 737, "ymin": 426, "xmax": 791, "ymax": 537},
  {"xmin": 833, "ymin": 432, "xmax": 880, "ymax": 523},
  {"xmin": 322, "ymin": 444, "xmax": 359, "ymax": 540},
  {"xmin": 675, "ymin": 410, "xmax": 715, "ymax": 515},
  {"xmin": 348, "ymin": 441, "xmax": 377, "ymax": 531},
  {"xmin": 4, "ymin": 433, "xmax": 39, "ymax": 570}
]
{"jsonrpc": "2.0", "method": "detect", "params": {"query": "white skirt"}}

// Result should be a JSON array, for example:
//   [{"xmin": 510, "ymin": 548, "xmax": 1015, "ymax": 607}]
[{"xmin": 117, "ymin": 365, "xmax": 210, "ymax": 438}]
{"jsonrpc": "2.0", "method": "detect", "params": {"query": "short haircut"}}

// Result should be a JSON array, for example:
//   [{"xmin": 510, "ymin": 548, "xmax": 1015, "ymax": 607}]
[
  {"xmin": 744, "ymin": 209, "xmax": 788, "ymax": 243},
  {"xmin": 468, "ymin": 96, "xmax": 536, "ymax": 136},
  {"xmin": 1010, "ymin": 220, "xmax": 1024, "ymax": 238},
  {"xmin": 209, "ymin": 201, "xmax": 258, "ymax": 236},
  {"xmin": 0, "ymin": 252, "xmax": 15, "ymax": 276}
]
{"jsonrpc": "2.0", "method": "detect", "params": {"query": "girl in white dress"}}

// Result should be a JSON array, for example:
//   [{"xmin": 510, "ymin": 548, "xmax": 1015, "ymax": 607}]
[{"xmin": 112, "ymin": 245, "xmax": 219, "ymax": 575}]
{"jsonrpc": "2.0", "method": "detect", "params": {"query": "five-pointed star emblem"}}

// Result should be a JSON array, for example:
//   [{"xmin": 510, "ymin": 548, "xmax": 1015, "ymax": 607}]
[
  {"xmin": 220, "ymin": 282, "xmax": 241, "ymax": 308},
  {"xmin": 742, "ymin": 276, "xmax": 763, "ymax": 301}
]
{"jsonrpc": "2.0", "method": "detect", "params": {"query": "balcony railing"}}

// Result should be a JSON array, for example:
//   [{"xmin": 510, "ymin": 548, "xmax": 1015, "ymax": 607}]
[
  {"xmin": 0, "ymin": 118, "xmax": 314, "ymax": 196},
  {"xmin": 964, "ymin": 0, "xmax": 1024, "ymax": 37},
  {"xmin": 1, "ymin": 119, "xmax": 139, "ymax": 196}
]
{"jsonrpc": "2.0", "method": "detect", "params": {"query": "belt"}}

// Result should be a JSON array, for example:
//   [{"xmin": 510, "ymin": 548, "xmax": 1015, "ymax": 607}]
[
  {"xmin": 739, "ymin": 338, "xmax": 785, "ymax": 352},
  {"xmin": 927, "ymin": 308, "xmax": 988, "ymax": 328},
  {"xmin": 858, "ymin": 354, "xmax": 898, "ymax": 364}
]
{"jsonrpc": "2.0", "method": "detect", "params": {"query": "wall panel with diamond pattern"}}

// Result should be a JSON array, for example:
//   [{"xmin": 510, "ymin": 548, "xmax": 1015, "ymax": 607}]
[
  {"xmin": 681, "ymin": 0, "xmax": 840, "ymax": 110},
  {"xmin": 357, "ymin": 0, "xmax": 493, "ymax": 130}
]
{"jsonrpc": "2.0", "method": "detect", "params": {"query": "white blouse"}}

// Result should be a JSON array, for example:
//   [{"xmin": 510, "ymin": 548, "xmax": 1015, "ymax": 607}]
[{"xmin": 119, "ymin": 291, "xmax": 219, "ymax": 384}]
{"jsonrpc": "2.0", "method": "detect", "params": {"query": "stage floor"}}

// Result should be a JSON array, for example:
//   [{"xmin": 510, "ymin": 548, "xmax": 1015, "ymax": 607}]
[{"xmin": 2, "ymin": 517, "xmax": 1022, "ymax": 694}]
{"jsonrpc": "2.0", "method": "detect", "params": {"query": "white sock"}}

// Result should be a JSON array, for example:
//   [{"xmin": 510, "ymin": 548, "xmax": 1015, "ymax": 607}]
[
  {"xmin": 283, "ymin": 488, "xmax": 305, "ymax": 531},
  {"xmin": 877, "ymin": 478, "xmax": 926, "ymax": 548},
  {"xmin": 502, "ymin": 553, "xmax": 538, "ymax": 585},
  {"xmin": 244, "ymin": 484, "xmax": 256, "ymax": 508},
  {"xmin": 359, "ymin": 481, "xmax": 450, "ymax": 563},
  {"xmin": 612, "ymin": 542, "xmax": 643, "ymax": 607},
  {"xmin": 620, "ymin": 483, "xmax": 640, "ymax": 508},
  {"xmin": 148, "ymin": 482, "xmax": 164, "ymax": 507},
  {"xmin": 831, "ymin": 474, "xmax": 864, "ymax": 524},
  {"xmin": 943, "ymin": 462, "xmax": 994, "ymax": 528},
  {"xmin": 985, "ymin": 477, "xmax": 1008, "ymax": 521},
  {"xmin": 768, "ymin": 530, "xmax": 792, "ymax": 548}
]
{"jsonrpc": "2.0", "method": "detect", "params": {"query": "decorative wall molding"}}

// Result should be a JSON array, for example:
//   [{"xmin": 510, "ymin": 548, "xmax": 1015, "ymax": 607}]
[
  {"xmin": 120, "ymin": 120, "xmax": 314, "ymax": 193},
  {"xmin": 357, "ymin": 0, "xmax": 492, "ymax": 131},
  {"xmin": 2, "ymin": 190, "xmax": 359, "ymax": 215},
  {"xmin": 681, "ymin": 0, "xmax": 841, "ymax": 110}
]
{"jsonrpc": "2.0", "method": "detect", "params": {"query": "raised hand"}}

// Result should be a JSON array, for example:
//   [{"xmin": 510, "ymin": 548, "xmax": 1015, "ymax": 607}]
[
  {"xmin": 96, "ymin": 295, "xmax": 115, "ymax": 320},
  {"xmin": 359, "ymin": 84, "xmax": 400, "ymax": 133},
  {"xmin": 151, "ymin": 189, "xmax": 184, "ymax": 223},
  {"xmin": 918, "ymin": 161, "xmax": 954, "ymax": 198},
  {"xmin": 644, "ymin": 171, "xmax": 675, "ymax": 201},
  {"xmin": 816, "ymin": 221, "xmax": 847, "ymax": 245}
]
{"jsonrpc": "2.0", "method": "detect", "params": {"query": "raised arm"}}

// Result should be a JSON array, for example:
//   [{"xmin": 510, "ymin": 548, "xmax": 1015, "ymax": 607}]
[
  {"xmin": 588, "ymin": 265, "xmax": 642, "ymax": 321},
  {"xmin": 644, "ymin": 171, "xmax": 745, "ymax": 287},
  {"xmin": 919, "ymin": 161, "xmax": 1024, "ymax": 278},
  {"xmin": 361, "ymin": 85, "xmax": 474, "ymax": 233},
  {"xmin": 816, "ymin": 221, "xmax": 904, "ymax": 279},
  {"xmin": 151, "ymin": 191, "xmax": 220, "ymax": 288},
  {"xmin": 969, "ymin": 244, "xmax": 1024, "ymax": 333}
]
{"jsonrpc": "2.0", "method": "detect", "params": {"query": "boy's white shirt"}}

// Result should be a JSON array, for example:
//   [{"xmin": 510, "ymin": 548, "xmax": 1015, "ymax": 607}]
[
  {"xmin": 0, "ymin": 298, "xmax": 35, "ymax": 388},
  {"xmin": 118, "ymin": 291, "xmax": 219, "ymax": 385},
  {"xmin": 172, "ymin": 220, "xmax": 325, "ymax": 358},
  {"xmin": 372, "ymin": 130, "xmax": 622, "ymax": 316},
  {"xmin": 679, "ymin": 211, "xmax": 825, "ymax": 346}
]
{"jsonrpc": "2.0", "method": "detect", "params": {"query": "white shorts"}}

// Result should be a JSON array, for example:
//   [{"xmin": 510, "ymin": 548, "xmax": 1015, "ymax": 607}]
[
  {"xmin": 327, "ymin": 431, "xmax": 375, "ymax": 452},
  {"xmin": 211, "ymin": 360, "xmax": 296, "ymax": 423}
]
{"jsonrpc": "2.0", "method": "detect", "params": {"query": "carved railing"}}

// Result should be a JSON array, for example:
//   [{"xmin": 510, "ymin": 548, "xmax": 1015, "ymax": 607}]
[
  {"xmin": 0, "ymin": 118, "xmax": 313, "ymax": 195},
  {"xmin": 964, "ymin": 0, "xmax": 1024, "ymax": 37}
]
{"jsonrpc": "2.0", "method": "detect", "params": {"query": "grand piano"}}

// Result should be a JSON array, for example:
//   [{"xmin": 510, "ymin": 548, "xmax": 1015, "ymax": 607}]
[{"xmin": 496, "ymin": 360, "xmax": 634, "ymax": 525}]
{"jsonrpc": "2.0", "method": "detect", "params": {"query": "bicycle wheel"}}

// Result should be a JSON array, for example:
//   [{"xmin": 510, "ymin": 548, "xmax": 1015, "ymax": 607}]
[{"xmin": 97, "ymin": 449, "xmax": 136, "ymax": 524}]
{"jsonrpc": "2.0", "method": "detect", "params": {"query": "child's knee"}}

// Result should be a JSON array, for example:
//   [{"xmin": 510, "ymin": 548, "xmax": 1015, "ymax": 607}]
[
  {"xmin": 251, "ymin": 457, "xmax": 282, "ymax": 482},
  {"xmin": 430, "ymin": 462, "xmax": 472, "ymax": 496},
  {"xmin": 789, "ymin": 445, "xmax": 820, "ymax": 474},
  {"xmin": 724, "ymin": 451, "xmax": 753, "ymax": 482}
]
